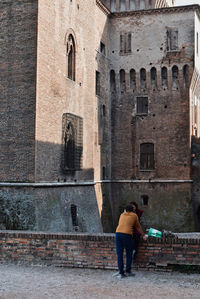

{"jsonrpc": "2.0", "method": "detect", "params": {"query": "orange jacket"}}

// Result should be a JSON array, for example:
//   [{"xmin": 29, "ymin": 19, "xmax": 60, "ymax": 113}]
[{"xmin": 116, "ymin": 212, "xmax": 144, "ymax": 236}]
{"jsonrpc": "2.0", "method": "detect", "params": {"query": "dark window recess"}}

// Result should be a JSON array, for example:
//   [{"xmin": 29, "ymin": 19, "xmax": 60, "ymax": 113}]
[
  {"xmin": 96, "ymin": 71, "xmax": 100, "ymax": 96},
  {"xmin": 140, "ymin": 143, "xmax": 154, "ymax": 170},
  {"xmin": 141, "ymin": 195, "xmax": 149, "ymax": 206},
  {"xmin": 140, "ymin": 68, "xmax": 146, "ymax": 90},
  {"xmin": 183, "ymin": 65, "xmax": 189, "ymax": 88},
  {"xmin": 67, "ymin": 34, "xmax": 76, "ymax": 81},
  {"xmin": 100, "ymin": 42, "xmax": 105, "ymax": 55},
  {"xmin": 161, "ymin": 67, "xmax": 168, "ymax": 88},
  {"xmin": 130, "ymin": 69, "xmax": 136, "ymax": 90},
  {"xmin": 136, "ymin": 97, "xmax": 148, "ymax": 114},
  {"xmin": 110, "ymin": 70, "xmax": 116, "ymax": 92},
  {"xmin": 120, "ymin": 69, "xmax": 126, "ymax": 92},
  {"xmin": 62, "ymin": 113, "xmax": 83, "ymax": 172},
  {"xmin": 71, "ymin": 204, "xmax": 78, "ymax": 227},
  {"xmin": 167, "ymin": 29, "xmax": 178, "ymax": 51},
  {"xmin": 120, "ymin": 32, "xmax": 132, "ymax": 54},
  {"xmin": 102, "ymin": 167, "xmax": 106, "ymax": 180}
]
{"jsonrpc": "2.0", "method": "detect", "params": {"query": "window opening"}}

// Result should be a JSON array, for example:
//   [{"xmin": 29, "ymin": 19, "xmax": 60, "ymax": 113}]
[
  {"xmin": 183, "ymin": 65, "xmax": 189, "ymax": 88},
  {"xmin": 167, "ymin": 29, "xmax": 178, "ymax": 51},
  {"xmin": 136, "ymin": 97, "xmax": 148, "ymax": 115},
  {"xmin": 161, "ymin": 67, "xmax": 168, "ymax": 89},
  {"xmin": 71, "ymin": 204, "xmax": 78, "ymax": 227},
  {"xmin": 150, "ymin": 67, "xmax": 157, "ymax": 89},
  {"xmin": 172, "ymin": 65, "xmax": 179, "ymax": 89},
  {"xmin": 120, "ymin": 69, "xmax": 126, "ymax": 92},
  {"xmin": 130, "ymin": 0, "xmax": 136, "ymax": 10},
  {"xmin": 140, "ymin": 143, "xmax": 154, "ymax": 170},
  {"xmin": 102, "ymin": 167, "xmax": 106, "ymax": 180},
  {"xmin": 120, "ymin": 0, "xmax": 126, "ymax": 11},
  {"xmin": 96, "ymin": 71, "xmax": 100, "ymax": 96},
  {"xmin": 140, "ymin": 68, "xmax": 146, "ymax": 90},
  {"xmin": 67, "ymin": 34, "xmax": 76, "ymax": 81},
  {"xmin": 140, "ymin": 0, "xmax": 145, "ymax": 9},
  {"xmin": 141, "ymin": 195, "xmax": 149, "ymax": 206},
  {"xmin": 130, "ymin": 69, "xmax": 136, "ymax": 91},
  {"xmin": 100, "ymin": 42, "xmax": 105, "ymax": 55},
  {"xmin": 120, "ymin": 33, "xmax": 131, "ymax": 54},
  {"xmin": 110, "ymin": 70, "xmax": 116, "ymax": 93}
]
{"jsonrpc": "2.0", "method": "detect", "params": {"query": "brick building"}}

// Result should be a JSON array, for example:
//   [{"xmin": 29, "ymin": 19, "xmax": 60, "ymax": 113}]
[{"xmin": 0, "ymin": 0, "xmax": 200, "ymax": 233}]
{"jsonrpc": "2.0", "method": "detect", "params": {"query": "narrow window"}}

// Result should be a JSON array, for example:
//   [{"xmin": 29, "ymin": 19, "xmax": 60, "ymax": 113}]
[
  {"xmin": 110, "ymin": 0, "xmax": 116, "ymax": 11},
  {"xmin": 140, "ymin": 143, "xmax": 154, "ymax": 170},
  {"xmin": 62, "ymin": 113, "xmax": 83, "ymax": 172},
  {"xmin": 71, "ymin": 204, "xmax": 78, "ymax": 227},
  {"xmin": 110, "ymin": 70, "xmax": 116, "ymax": 93},
  {"xmin": 120, "ymin": 69, "xmax": 126, "ymax": 92},
  {"xmin": 150, "ymin": 67, "xmax": 157, "ymax": 89},
  {"xmin": 183, "ymin": 65, "xmax": 189, "ymax": 88},
  {"xmin": 161, "ymin": 67, "xmax": 168, "ymax": 89},
  {"xmin": 130, "ymin": 69, "xmax": 136, "ymax": 91},
  {"xmin": 64, "ymin": 122, "xmax": 75, "ymax": 170},
  {"xmin": 120, "ymin": 0, "xmax": 126, "ymax": 11},
  {"xmin": 96, "ymin": 71, "xmax": 100, "ymax": 96},
  {"xmin": 67, "ymin": 34, "xmax": 76, "ymax": 81},
  {"xmin": 100, "ymin": 42, "xmax": 105, "ymax": 55},
  {"xmin": 167, "ymin": 29, "xmax": 178, "ymax": 51},
  {"xmin": 130, "ymin": 0, "xmax": 136, "ymax": 10},
  {"xmin": 102, "ymin": 167, "xmax": 106, "ymax": 180},
  {"xmin": 140, "ymin": 0, "xmax": 145, "ymax": 9},
  {"xmin": 136, "ymin": 97, "xmax": 148, "ymax": 114},
  {"xmin": 120, "ymin": 33, "xmax": 132, "ymax": 54},
  {"xmin": 140, "ymin": 68, "xmax": 146, "ymax": 90},
  {"xmin": 172, "ymin": 65, "xmax": 179, "ymax": 89},
  {"xmin": 149, "ymin": 0, "xmax": 152, "ymax": 8},
  {"xmin": 141, "ymin": 195, "xmax": 149, "ymax": 206}
]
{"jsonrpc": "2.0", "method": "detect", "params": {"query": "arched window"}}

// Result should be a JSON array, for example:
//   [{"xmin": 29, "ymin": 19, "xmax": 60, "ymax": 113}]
[
  {"xmin": 66, "ymin": 34, "xmax": 76, "ymax": 81},
  {"xmin": 183, "ymin": 65, "xmax": 189, "ymax": 88},
  {"xmin": 110, "ymin": 70, "xmax": 116, "ymax": 92},
  {"xmin": 161, "ymin": 67, "xmax": 168, "ymax": 89},
  {"xmin": 172, "ymin": 65, "xmax": 179, "ymax": 90},
  {"xmin": 130, "ymin": 0, "xmax": 136, "ymax": 10},
  {"xmin": 120, "ymin": 0, "xmax": 126, "ymax": 11},
  {"xmin": 120, "ymin": 69, "xmax": 126, "ymax": 92},
  {"xmin": 64, "ymin": 122, "xmax": 75, "ymax": 170},
  {"xmin": 140, "ymin": 143, "xmax": 154, "ymax": 170},
  {"xmin": 150, "ymin": 67, "xmax": 157, "ymax": 89},
  {"xmin": 71, "ymin": 204, "xmax": 78, "ymax": 228},
  {"xmin": 130, "ymin": 69, "xmax": 136, "ymax": 91},
  {"xmin": 140, "ymin": 68, "xmax": 146, "ymax": 90}
]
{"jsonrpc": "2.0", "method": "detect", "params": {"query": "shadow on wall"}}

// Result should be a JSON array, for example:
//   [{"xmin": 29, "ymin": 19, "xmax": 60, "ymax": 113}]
[{"xmin": 191, "ymin": 136, "xmax": 200, "ymax": 231}]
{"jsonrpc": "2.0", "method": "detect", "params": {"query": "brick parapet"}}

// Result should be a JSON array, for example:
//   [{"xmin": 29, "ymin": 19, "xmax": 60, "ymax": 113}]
[{"xmin": 0, "ymin": 231, "xmax": 200, "ymax": 271}]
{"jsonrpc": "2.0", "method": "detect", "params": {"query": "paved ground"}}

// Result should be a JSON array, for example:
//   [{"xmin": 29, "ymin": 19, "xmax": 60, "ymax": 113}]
[{"xmin": 0, "ymin": 264, "xmax": 199, "ymax": 299}]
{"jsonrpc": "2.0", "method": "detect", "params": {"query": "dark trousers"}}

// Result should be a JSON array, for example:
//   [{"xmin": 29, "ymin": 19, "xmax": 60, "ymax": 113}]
[{"xmin": 115, "ymin": 232, "xmax": 134, "ymax": 274}]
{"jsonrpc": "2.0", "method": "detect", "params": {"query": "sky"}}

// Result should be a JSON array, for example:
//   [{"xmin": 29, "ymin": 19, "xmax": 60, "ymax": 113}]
[{"xmin": 175, "ymin": 0, "xmax": 200, "ymax": 6}]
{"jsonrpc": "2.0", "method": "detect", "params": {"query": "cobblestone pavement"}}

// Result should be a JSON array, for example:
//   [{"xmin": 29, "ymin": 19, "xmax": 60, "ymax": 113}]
[{"xmin": 0, "ymin": 264, "xmax": 199, "ymax": 299}]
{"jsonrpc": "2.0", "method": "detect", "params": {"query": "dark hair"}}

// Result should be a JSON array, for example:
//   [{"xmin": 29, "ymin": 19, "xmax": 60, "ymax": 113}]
[
  {"xmin": 129, "ymin": 201, "xmax": 138, "ymax": 210},
  {"xmin": 125, "ymin": 205, "xmax": 134, "ymax": 212}
]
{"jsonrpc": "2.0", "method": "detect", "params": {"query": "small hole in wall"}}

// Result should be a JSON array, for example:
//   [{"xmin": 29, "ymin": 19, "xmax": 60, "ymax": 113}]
[
  {"xmin": 112, "ymin": 50, "xmax": 114, "ymax": 53},
  {"xmin": 184, "ymin": 164, "xmax": 187, "ymax": 167},
  {"xmin": 164, "ymin": 105, "xmax": 167, "ymax": 108},
  {"xmin": 150, "ymin": 62, "xmax": 152, "ymax": 65},
  {"xmin": 153, "ymin": 114, "xmax": 155, "ymax": 117},
  {"xmin": 137, "ymin": 49, "xmax": 139, "ymax": 52},
  {"xmin": 153, "ymin": 127, "xmax": 155, "ymax": 130},
  {"xmin": 77, "ymin": 4, "xmax": 79, "ymax": 9},
  {"xmin": 160, "ymin": 47, "xmax": 163, "ymax": 50}
]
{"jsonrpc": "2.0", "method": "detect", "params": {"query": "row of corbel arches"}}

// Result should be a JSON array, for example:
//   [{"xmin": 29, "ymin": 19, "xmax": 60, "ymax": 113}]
[{"xmin": 110, "ymin": 65, "xmax": 190, "ymax": 92}]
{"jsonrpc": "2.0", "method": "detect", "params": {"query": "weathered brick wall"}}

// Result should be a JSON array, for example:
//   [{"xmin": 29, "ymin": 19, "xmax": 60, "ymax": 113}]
[
  {"xmin": 0, "ymin": 231, "xmax": 200, "ymax": 271},
  {"xmin": 0, "ymin": 0, "xmax": 37, "ymax": 181}
]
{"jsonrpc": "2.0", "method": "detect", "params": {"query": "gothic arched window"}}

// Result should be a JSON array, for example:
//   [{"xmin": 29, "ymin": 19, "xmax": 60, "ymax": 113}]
[
  {"xmin": 130, "ymin": 69, "xmax": 136, "ymax": 91},
  {"xmin": 150, "ymin": 67, "xmax": 157, "ymax": 89},
  {"xmin": 161, "ymin": 67, "xmax": 168, "ymax": 89},
  {"xmin": 183, "ymin": 65, "xmax": 189, "ymax": 88},
  {"xmin": 110, "ymin": 70, "xmax": 116, "ymax": 93},
  {"xmin": 172, "ymin": 65, "xmax": 179, "ymax": 90},
  {"xmin": 140, "ymin": 68, "xmax": 146, "ymax": 90},
  {"xmin": 66, "ymin": 34, "xmax": 76, "ymax": 81}
]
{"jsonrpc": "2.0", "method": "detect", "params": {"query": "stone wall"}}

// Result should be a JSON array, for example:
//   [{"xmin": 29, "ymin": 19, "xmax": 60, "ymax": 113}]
[{"xmin": 0, "ymin": 231, "xmax": 200, "ymax": 271}]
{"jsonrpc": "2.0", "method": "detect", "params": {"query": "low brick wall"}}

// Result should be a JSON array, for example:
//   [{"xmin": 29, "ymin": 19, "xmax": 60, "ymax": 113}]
[{"xmin": 0, "ymin": 231, "xmax": 200, "ymax": 271}]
